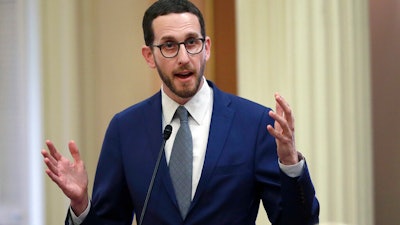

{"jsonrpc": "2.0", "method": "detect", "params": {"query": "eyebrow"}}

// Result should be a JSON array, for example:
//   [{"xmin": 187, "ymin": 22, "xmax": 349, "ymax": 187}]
[{"xmin": 159, "ymin": 32, "xmax": 201, "ymax": 42}]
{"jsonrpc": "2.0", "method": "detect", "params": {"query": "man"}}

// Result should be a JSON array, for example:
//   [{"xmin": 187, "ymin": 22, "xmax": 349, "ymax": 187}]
[{"xmin": 42, "ymin": 0, "xmax": 320, "ymax": 224}]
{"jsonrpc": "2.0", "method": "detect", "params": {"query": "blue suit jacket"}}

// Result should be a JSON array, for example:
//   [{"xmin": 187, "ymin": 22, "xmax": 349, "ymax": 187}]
[{"xmin": 74, "ymin": 81, "xmax": 319, "ymax": 225}]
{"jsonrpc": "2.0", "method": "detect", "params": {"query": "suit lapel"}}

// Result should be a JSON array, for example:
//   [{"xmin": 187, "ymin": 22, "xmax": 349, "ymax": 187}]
[
  {"xmin": 145, "ymin": 92, "xmax": 182, "ymax": 212},
  {"xmin": 142, "ymin": 92, "xmax": 181, "ymax": 210},
  {"xmin": 190, "ymin": 83, "xmax": 235, "ymax": 209}
]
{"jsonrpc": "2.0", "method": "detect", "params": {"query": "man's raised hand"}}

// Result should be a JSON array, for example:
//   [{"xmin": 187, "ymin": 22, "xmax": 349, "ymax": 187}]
[
  {"xmin": 41, "ymin": 140, "xmax": 89, "ymax": 215},
  {"xmin": 267, "ymin": 93, "xmax": 299, "ymax": 165}
]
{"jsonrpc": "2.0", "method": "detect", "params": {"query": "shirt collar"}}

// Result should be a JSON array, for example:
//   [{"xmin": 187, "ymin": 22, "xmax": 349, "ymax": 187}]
[{"xmin": 162, "ymin": 77, "xmax": 212, "ymax": 125}]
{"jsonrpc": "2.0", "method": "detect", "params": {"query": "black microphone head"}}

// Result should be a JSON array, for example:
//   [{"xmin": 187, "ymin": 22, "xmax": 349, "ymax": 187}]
[{"xmin": 163, "ymin": 125, "xmax": 173, "ymax": 140}]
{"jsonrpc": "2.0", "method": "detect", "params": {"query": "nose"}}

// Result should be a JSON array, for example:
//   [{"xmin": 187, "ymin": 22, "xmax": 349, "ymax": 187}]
[{"xmin": 176, "ymin": 43, "xmax": 190, "ymax": 65}]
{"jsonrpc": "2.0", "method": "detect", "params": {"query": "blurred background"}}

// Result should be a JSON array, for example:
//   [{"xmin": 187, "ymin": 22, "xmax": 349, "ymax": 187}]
[{"xmin": 0, "ymin": 0, "xmax": 399, "ymax": 224}]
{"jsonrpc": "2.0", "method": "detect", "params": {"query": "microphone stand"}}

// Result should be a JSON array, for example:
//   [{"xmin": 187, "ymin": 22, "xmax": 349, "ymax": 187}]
[{"xmin": 138, "ymin": 125, "xmax": 172, "ymax": 225}]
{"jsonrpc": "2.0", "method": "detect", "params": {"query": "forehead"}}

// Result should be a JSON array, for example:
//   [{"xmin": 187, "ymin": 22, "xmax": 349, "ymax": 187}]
[{"xmin": 152, "ymin": 13, "xmax": 201, "ymax": 41}]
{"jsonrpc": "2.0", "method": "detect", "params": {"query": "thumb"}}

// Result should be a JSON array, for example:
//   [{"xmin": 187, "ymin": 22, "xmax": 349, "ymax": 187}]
[{"xmin": 68, "ymin": 140, "xmax": 81, "ymax": 163}]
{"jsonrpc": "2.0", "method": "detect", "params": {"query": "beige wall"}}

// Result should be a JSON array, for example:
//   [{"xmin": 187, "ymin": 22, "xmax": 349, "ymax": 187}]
[
  {"xmin": 370, "ymin": 1, "xmax": 400, "ymax": 224},
  {"xmin": 42, "ymin": 0, "xmax": 157, "ymax": 224},
  {"xmin": 77, "ymin": 0, "xmax": 160, "ymax": 189}
]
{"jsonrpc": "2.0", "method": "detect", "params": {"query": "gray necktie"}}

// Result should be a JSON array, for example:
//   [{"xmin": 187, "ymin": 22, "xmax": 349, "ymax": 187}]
[{"xmin": 169, "ymin": 106, "xmax": 193, "ymax": 219}]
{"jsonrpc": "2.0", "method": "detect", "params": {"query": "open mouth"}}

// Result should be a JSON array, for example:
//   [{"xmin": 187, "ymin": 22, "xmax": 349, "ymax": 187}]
[{"xmin": 175, "ymin": 71, "xmax": 194, "ymax": 78}]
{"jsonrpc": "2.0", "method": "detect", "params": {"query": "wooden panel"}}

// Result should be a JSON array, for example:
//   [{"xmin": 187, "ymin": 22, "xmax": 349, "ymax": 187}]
[
  {"xmin": 370, "ymin": 1, "xmax": 400, "ymax": 224},
  {"xmin": 213, "ymin": 0, "xmax": 237, "ymax": 94}
]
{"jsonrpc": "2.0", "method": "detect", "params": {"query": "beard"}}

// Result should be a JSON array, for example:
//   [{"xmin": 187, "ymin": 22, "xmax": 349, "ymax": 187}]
[{"xmin": 156, "ymin": 59, "xmax": 206, "ymax": 99}]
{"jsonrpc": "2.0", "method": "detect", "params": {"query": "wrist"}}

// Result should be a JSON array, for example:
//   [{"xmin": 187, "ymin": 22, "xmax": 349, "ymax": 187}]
[
  {"xmin": 71, "ymin": 194, "xmax": 89, "ymax": 216},
  {"xmin": 280, "ymin": 151, "xmax": 303, "ymax": 165}
]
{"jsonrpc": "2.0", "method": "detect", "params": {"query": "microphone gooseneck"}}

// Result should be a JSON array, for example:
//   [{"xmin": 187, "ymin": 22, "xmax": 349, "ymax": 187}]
[{"xmin": 138, "ymin": 125, "xmax": 173, "ymax": 225}]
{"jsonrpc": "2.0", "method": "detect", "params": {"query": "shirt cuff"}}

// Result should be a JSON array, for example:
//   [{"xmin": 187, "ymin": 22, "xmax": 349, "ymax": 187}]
[
  {"xmin": 70, "ymin": 201, "xmax": 91, "ymax": 225},
  {"xmin": 279, "ymin": 159, "xmax": 305, "ymax": 178}
]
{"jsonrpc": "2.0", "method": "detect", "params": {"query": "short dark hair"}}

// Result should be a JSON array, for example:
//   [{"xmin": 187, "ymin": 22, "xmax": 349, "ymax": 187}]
[{"xmin": 142, "ymin": 0, "xmax": 206, "ymax": 46}]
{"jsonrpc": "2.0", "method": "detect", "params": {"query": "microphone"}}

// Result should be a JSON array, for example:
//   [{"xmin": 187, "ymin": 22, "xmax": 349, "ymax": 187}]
[{"xmin": 138, "ymin": 125, "xmax": 172, "ymax": 225}]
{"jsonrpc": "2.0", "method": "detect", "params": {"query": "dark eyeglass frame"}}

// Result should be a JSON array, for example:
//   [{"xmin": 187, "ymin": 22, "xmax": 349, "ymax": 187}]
[{"xmin": 150, "ymin": 37, "xmax": 206, "ymax": 58}]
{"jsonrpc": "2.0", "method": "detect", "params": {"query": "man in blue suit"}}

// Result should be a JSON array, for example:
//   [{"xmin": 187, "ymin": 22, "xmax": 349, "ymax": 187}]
[{"xmin": 42, "ymin": 0, "xmax": 319, "ymax": 224}]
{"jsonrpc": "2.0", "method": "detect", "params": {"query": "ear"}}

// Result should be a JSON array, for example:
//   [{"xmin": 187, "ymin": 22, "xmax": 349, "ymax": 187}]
[
  {"xmin": 204, "ymin": 36, "xmax": 212, "ymax": 61},
  {"xmin": 142, "ymin": 45, "xmax": 156, "ymax": 68}
]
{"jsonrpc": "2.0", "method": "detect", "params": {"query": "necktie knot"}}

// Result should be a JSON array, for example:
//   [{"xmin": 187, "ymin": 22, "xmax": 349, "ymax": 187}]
[{"xmin": 176, "ymin": 106, "xmax": 189, "ymax": 123}]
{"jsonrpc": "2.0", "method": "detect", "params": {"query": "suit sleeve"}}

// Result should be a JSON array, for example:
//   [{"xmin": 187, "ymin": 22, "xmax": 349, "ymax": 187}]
[{"xmin": 255, "ymin": 109, "xmax": 319, "ymax": 225}]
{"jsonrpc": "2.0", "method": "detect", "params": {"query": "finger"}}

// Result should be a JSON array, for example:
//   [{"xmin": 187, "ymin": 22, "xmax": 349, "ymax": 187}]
[
  {"xmin": 45, "ymin": 169, "xmax": 62, "ymax": 186},
  {"xmin": 46, "ymin": 140, "xmax": 63, "ymax": 161},
  {"xmin": 269, "ymin": 110, "xmax": 290, "ymax": 134},
  {"xmin": 267, "ymin": 123, "xmax": 292, "ymax": 146},
  {"xmin": 267, "ymin": 120, "xmax": 286, "ymax": 138},
  {"xmin": 41, "ymin": 149, "xmax": 58, "ymax": 166},
  {"xmin": 267, "ymin": 124, "xmax": 280, "ymax": 138},
  {"xmin": 274, "ymin": 93, "xmax": 284, "ymax": 116},
  {"xmin": 68, "ymin": 140, "xmax": 81, "ymax": 163},
  {"xmin": 274, "ymin": 93, "xmax": 295, "ymax": 130},
  {"xmin": 267, "ymin": 124, "xmax": 290, "ymax": 146},
  {"xmin": 43, "ymin": 157, "xmax": 59, "ymax": 176}
]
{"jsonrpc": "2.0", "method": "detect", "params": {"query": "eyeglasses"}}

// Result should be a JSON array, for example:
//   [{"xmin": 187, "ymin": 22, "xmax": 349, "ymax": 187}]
[{"xmin": 150, "ymin": 38, "xmax": 205, "ymax": 58}]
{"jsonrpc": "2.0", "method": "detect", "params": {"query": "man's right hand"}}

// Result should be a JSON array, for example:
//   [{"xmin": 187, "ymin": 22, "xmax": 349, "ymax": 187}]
[{"xmin": 41, "ymin": 140, "xmax": 89, "ymax": 216}]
